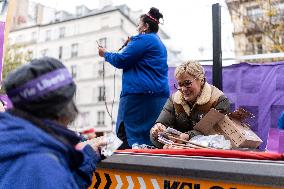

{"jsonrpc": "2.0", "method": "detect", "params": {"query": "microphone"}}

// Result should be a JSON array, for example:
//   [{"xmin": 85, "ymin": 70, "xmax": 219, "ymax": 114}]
[{"xmin": 118, "ymin": 36, "xmax": 131, "ymax": 51}]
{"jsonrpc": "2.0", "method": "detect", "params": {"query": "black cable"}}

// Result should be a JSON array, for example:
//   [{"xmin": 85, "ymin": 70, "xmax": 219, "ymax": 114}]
[
  {"xmin": 110, "ymin": 68, "xmax": 116, "ymax": 125},
  {"xmin": 101, "ymin": 39, "xmax": 129, "ymax": 131},
  {"xmin": 102, "ymin": 61, "xmax": 116, "ymax": 131}
]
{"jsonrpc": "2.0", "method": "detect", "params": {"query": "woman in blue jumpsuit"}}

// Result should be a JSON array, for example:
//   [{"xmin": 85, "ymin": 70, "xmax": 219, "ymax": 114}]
[{"xmin": 98, "ymin": 7, "xmax": 169, "ymax": 149}]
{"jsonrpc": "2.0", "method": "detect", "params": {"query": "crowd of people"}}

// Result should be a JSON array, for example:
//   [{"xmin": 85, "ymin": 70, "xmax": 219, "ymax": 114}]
[
  {"xmin": 0, "ymin": 6, "xmax": 232, "ymax": 187},
  {"xmin": 0, "ymin": 5, "xmax": 280, "ymax": 189}
]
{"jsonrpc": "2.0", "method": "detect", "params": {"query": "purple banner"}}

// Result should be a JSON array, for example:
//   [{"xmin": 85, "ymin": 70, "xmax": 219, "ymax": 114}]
[
  {"xmin": 266, "ymin": 128, "xmax": 284, "ymax": 153},
  {"xmin": 7, "ymin": 68, "xmax": 73, "ymax": 103},
  {"xmin": 169, "ymin": 61, "xmax": 284, "ymax": 149},
  {"xmin": 0, "ymin": 21, "xmax": 4, "ymax": 81}
]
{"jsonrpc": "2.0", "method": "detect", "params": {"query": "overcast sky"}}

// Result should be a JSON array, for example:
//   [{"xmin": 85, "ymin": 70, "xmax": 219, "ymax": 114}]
[{"xmin": 32, "ymin": 0, "xmax": 235, "ymax": 62}]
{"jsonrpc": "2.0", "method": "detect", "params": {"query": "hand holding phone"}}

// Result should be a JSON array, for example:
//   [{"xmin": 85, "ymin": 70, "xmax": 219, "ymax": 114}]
[
  {"xmin": 96, "ymin": 40, "xmax": 102, "ymax": 48},
  {"xmin": 97, "ymin": 40, "xmax": 106, "ymax": 57}
]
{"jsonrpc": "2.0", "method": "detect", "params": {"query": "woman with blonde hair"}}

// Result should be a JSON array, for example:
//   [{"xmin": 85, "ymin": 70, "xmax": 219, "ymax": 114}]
[{"xmin": 150, "ymin": 60, "xmax": 230, "ymax": 148}]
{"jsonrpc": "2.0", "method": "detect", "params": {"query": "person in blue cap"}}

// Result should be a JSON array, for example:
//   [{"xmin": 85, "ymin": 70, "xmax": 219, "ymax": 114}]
[{"xmin": 0, "ymin": 57, "xmax": 105, "ymax": 189}]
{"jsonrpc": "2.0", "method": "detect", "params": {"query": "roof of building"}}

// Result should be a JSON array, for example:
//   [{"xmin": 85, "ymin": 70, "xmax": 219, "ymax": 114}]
[{"xmin": 11, "ymin": 4, "xmax": 170, "ymax": 39}]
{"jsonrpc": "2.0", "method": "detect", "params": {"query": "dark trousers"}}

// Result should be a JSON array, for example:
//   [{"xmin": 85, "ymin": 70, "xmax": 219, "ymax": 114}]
[{"xmin": 117, "ymin": 122, "xmax": 131, "ymax": 150}]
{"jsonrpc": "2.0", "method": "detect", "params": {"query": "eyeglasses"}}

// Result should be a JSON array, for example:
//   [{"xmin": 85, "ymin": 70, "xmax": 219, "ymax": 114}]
[{"xmin": 174, "ymin": 78, "xmax": 197, "ymax": 90}]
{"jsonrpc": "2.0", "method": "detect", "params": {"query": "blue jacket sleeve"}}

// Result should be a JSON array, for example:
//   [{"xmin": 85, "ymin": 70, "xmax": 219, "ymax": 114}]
[
  {"xmin": 104, "ymin": 36, "xmax": 148, "ymax": 69},
  {"xmin": 278, "ymin": 112, "xmax": 284, "ymax": 129},
  {"xmin": 5, "ymin": 146, "xmax": 101, "ymax": 189},
  {"xmin": 6, "ymin": 153, "xmax": 80, "ymax": 189},
  {"xmin": 74, "ymin": 144, "xmax": 101, "ymax": 188}
]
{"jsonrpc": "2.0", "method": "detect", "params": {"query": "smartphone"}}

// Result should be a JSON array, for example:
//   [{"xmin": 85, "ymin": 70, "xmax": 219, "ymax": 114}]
[{"xmin": 96, "ymin": 40, "xmax": 102, "ymax": 48}]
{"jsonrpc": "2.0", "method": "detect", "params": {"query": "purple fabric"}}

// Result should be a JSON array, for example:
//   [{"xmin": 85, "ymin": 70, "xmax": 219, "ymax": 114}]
[
  {"xmin": 0, "ymin": 21, "xmax": 5, "ymax": 81},
  {"xmin": 0, "ymin": 94, "xmax": 12, "ymax": 109},
  {"xmin": 169, "ymin": 62, "xmax": 284, "ymax": 149},
  {"xmin": 266, "ymin": 128, "xmax": 284, "ymax": 153},
  {"xmin": 7, "ymin": 68, "xmax": 73, "ymax": 103}
]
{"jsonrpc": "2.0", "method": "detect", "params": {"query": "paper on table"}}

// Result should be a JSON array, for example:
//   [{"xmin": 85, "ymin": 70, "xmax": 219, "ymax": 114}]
[{"xmin": 101, "ymin": 132, "xmax": 123, "ymax": 156}]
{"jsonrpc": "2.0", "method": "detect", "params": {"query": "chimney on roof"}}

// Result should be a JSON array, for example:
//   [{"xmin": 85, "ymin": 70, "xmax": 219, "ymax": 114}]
[
  {"xmin": 76, "ymin": 5, "xmax": 90, "ymax": 17},
  {"xmin": 98, "ymin": 0, "xmax": 113, "ymax": 9}
]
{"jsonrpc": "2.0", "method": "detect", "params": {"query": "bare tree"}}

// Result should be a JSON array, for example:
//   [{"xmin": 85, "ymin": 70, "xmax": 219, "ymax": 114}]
[
  {"xmin": 226, "ymin": 0, "xmax": 284, "ymax": 54},
  {"xmin": 0, "ymin": 44, "xmax": 32, "ymax": 93}
]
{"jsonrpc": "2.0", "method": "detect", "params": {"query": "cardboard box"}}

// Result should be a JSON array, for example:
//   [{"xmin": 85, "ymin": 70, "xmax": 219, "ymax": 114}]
[{"xmin": 193, "ymin": 108, "xmax": 262, "ymax": 148}]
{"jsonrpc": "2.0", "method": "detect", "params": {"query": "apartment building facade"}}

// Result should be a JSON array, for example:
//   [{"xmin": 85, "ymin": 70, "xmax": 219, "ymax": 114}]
[{"xmin": 226, "ymin": 0, "xmax": 284, "ymax": 58}]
